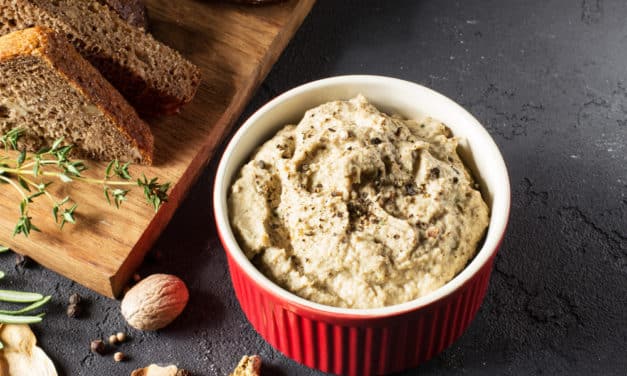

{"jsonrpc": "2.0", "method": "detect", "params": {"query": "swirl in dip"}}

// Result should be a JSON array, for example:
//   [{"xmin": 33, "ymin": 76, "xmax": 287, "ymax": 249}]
[{"xmin": 228, "ymin": 95, "xmax": 489, "ymax": 308}]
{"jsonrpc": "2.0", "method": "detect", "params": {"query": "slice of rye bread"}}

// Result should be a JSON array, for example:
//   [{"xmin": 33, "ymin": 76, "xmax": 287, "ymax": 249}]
[
  {"xmin": 98, "ymin": 0, "xmax": 148, "ymax": 30},
  {"xmin": 0, "ymin": 0, "xmax": 201, "ymax": 115},
  {"xmin": 0, "ymin": 27, "xmax": 153, "ymax": 164}
]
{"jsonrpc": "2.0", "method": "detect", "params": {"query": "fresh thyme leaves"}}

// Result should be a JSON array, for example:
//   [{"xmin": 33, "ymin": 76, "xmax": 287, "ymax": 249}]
[
  {"xmin": 0, "ymin": 127, "xmax": 170, "ymax": 237},
  {"xmin": 0, "ymin": 128, "xmax": 23, "ymax": 151},
  {"xmin": 139, "ymin": 175, "xmax": 171, "ymax": 211},
  {"xmin": 13, "ymin": 200, "xmax": 41, "ymax": 237}
]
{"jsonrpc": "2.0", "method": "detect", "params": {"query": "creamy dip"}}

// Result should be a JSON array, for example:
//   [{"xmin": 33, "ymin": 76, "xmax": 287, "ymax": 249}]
[{"xmin": 228, "ymin": 95, "xmax": 489, "ymax": 309}]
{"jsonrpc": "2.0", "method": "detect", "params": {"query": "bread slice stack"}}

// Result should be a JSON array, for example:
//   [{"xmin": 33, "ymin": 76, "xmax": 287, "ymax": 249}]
[
  {"xmin": 0, "ymin": 0, "xmax": 201, "ymax": 115},
  {"xmin": 0, "ymin": 0, "xmax": 202, "ymax": 164},
  {"xmin": 0, "ymin": 27, "xmax": 153, "ymax": 163}
]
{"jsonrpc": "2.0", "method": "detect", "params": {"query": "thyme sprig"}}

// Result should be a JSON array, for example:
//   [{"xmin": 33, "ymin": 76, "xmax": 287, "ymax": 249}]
[{"xmin": 0, "ymin": 128, "xmax": 170, "ymax": 237}]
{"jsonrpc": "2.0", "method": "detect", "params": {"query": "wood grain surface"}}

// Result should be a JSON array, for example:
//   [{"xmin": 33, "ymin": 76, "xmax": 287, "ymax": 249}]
[{"xmin": 0, "ymin": 0, "xmax": 315, "ymax": 297}]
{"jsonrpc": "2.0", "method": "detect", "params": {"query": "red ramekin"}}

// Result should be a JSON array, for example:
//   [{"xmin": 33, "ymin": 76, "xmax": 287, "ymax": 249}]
[{"xmin": 214, "ymin": 76, "xmax": 511, "ymax": 375}]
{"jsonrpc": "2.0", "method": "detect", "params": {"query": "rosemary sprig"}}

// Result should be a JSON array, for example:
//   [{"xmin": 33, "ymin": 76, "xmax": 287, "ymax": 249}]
[
  {"xmin": 0, "ymin": 128, "xmax": 170, "ymax": 237},
  {"xmin": 0, "ymin": 312, "xmax": 43, "ymax": 325},
  {"xmin": 0, "ymin": 295, "xmax": 51, "ymax": 315},
  {"xmin": 0, "ymin": 289, "xmax": 44, "ymax": 303},
  {"xmin": 0, "ymin": 269, "xmax": 50, "ymax": 325},
  {"xmin": 0, "ymin": 257, "xmax": 50, "ymax": 349}
]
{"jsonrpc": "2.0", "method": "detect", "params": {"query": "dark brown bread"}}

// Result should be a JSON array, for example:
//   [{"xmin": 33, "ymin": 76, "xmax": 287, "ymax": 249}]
[
  {"xmin": 0, "ymin": 27, "xmax": 153, "ymax": 164},
  {"xmin": 0, "ymin": 0, "xmax": 201, "ymax": 115},
  {"xmin": 99, "ymin": 0, "xmax": 148, "ymax": 30}
]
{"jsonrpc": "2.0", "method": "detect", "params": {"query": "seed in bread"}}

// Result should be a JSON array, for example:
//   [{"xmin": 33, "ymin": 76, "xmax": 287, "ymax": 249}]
[
  {"xmin": 0, "ymin": 27, "xmax": 153, "ymax": 164},
  {"xmin": 0, "ymin": 0, "xmax": 201, "ymax": 115}
]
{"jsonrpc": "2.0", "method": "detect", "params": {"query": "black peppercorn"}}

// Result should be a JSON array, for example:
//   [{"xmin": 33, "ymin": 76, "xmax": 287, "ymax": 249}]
[
  {"xmin": 429, "ymin": 167, "xmax": 440, "ymax": 179},
  {"xmin": 67, "ymin": 303, "xmax": 81, "ymax": 318},
  {"xmin": 90, "ymin": 339, "xmax": 106, "ymax": 355}
]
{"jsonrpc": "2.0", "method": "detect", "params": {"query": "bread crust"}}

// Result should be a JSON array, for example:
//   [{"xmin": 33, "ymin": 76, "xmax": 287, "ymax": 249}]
[{"xmin": 0, "ymin": 27, "xmax": 154, "ymax": 164}]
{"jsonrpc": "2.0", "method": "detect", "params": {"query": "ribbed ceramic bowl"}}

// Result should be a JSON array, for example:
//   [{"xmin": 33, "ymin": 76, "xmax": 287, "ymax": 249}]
[{"xmin": 214, "ymin": 76, "xmax": 510, "ymax": 375}]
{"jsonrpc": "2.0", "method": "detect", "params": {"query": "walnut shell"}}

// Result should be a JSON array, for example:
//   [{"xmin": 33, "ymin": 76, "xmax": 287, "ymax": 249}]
[
  {"xmin": 230, "ymin": 355, "xmax": 261, "ymax": 376},
  {"xmin": 131, "ymin": 364, "xmax": 182, "ymax": 376},
  {"xmin": 121, "ymin": 274, "xmax": 189, "ymax": 331}
]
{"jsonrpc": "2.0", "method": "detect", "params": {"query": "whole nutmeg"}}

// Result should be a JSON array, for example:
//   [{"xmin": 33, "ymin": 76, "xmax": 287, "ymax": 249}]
[{"xmin": 121, "ymin": 274, "xmax": 189, "ymax": 331}]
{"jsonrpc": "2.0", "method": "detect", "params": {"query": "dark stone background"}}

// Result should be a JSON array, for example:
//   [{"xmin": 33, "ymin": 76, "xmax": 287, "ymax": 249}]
[{"xmin": 1, "ymin": 0, "xmax": 625, "ymax": 374}]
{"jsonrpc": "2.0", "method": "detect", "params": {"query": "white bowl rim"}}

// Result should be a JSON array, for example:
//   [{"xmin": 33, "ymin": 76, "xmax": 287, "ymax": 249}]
[{"xmin": 213, "ymin": 75, "xmax": 511, "ymax": 318}]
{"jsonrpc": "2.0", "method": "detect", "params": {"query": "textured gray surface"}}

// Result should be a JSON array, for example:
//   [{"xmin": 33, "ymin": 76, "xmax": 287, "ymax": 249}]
[{"xmin": 0, "ymin": 0, "xmax": 625, "ymax": 375}]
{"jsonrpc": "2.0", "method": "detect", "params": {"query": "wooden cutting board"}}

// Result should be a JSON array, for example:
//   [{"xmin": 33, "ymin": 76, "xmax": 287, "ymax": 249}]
[{"xmin": 0, "ymin": 0, "xmax": 315, "ymax": 297}]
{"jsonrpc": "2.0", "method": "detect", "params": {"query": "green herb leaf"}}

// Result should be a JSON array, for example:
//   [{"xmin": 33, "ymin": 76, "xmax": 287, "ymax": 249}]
[
  {"xmin": 0, "ymin": 246, "xmax": 8, "ymax": 253},
  {"xmin": 16, "ymin": 149, "xmax": 26, "ymax": 167},
  {"xmin": 0, "ymin": 295, "xmax": 51, "ymax": 315},
  {"xmin": 50, "ymin": 137, "xmax": 64, "ymax": 151},
  {"xmin": 65, "ymin": 163, "xmax": 81, "ymax": 176},
  {"xmin": 52, "ymin": 205, "xmax": 59, "ymax": 223},
  {"xmin": 117, "ymin": 162, "xmax": 132, "ymax": 180},
  {"xmin": 112, "ymin": 189, "xmax": 128, "ymax": 209},
  {"xmin": 103, "ymin": 186, "xmax": 111, "ymax": 205},
  {"xmin": 13, "ymin": 200, "xmax": 40, "ymax": 237},
  {"xmin": 33, "ymin": 159, "xmax": 41, "ymax": 177},
  {"xmin": 105, "ymin": 160, "xmax": 115, "ymax": 179},
  {"xmin": 58, "ymin": 173, "xmax": 72, "ymax": 183},
  {"xmin": 0, "ymin": 313, "xmax": 43, "ymax": 324},
  {"xmin": 27, "ymin": 191, "xmax": 44, "ymax": 202},
  {"xmin": 17, "ymin": 176, "xmax": 30, "ymax": 192},
  {"xmin": 138, "ymin": 175, "xmax": 170, "ymax": 211},
  {"xmin": 35, "ymin": 146, "xmax": 50, "ymax": 155},
  {"xmin": 0, "ymin": 128, "xmax": 24, "ymax": 151},
  {"xmin": 59, "ymin": 204, "xmax": 77, "ymax": 229},
  {"xmin": 0, "ymin": 289, "xmax": 44, "ymax": 303}
]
